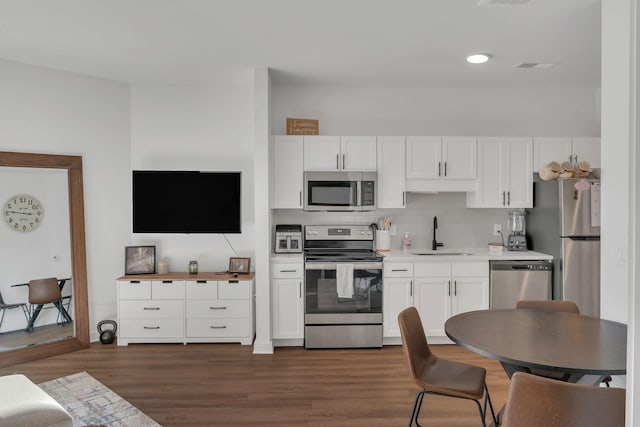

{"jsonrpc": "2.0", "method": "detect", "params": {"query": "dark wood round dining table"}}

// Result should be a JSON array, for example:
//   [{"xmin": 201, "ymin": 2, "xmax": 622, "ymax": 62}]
[{"xmin": 445, "ymin": 309, "xmax": 627, "ymax": 378}]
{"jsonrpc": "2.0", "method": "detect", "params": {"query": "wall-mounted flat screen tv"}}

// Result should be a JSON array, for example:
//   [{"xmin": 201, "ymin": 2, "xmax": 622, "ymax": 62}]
[{"xmin": 133, "ymin": 170, "xmax": 241, "ymax": 233}]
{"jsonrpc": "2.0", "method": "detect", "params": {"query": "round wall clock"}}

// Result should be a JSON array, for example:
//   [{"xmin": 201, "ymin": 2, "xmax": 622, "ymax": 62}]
[{"xmin": 3, "ymin": 194, "xmax": 45, "ymax": 233}]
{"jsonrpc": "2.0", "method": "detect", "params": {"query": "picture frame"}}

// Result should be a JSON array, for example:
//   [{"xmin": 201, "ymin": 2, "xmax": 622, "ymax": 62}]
[
  {"xmin": 229, "ymin": 257, "xmax": 250, "ymax": 274},
  {"xmin": 124, "ymin": 245, "xmax": 156, "ymax": 275}
]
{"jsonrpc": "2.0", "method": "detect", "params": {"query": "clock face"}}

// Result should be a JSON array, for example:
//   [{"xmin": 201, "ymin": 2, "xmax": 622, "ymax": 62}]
[{"xmin": 3, "ymin": 194, "xmax": 45, "ymax": 233}]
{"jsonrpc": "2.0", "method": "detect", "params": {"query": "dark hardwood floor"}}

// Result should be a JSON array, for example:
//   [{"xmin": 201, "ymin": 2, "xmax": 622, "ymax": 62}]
[{"xmin": 0, "ymin": 342, "xmax": 510, "ymax": 426}]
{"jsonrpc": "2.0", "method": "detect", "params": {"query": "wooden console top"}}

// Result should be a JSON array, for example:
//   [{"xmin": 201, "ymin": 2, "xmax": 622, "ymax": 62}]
[{"xmin": 117, "ymin": 272, "xmax": 255, "ymax": 281}]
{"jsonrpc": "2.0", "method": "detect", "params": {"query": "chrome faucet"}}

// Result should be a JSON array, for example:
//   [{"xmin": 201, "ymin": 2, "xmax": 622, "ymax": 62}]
[{"xmin": 432, "ymin": 216, "xmax": 444, "ymax": 251}]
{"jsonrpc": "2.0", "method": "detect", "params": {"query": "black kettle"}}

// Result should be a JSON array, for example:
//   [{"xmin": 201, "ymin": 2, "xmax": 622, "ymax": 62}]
[{"xmin": 97, "ymin": 320, "xmax": 117, "ymax": 344}]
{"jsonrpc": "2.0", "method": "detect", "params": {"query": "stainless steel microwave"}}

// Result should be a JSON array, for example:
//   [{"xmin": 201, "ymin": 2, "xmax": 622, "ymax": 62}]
[{"xmin": 303, "ymin": 171, "xmax": 377, "ymax": 211}]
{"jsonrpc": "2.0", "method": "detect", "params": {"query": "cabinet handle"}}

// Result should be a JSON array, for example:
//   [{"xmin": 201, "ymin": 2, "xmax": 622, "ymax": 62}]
[
  {"xmin": 392, "ymin": 269, "xmax": 408, "ymax": 272},
  {"xmin": 162, "ymin": 280, "xmax": 173, "ymax": 283},
  {"xmin": 342, "ymin": 154, "xmax": 345, "ymax": 170},
  {"xmin": 299, "ymin": 191, "xmax": 302, "ymax": 207},
  {"xmin": 143, "ymin": 307, "xmax": 160, "ymax": 310},
  {"xmin": 299, "ymin": 281, "xmax": 302, "ymax": 298},
  {"xmin": 444, "ymin": 161, "xmax": 447, "ymax": 177},
  {"xmin": 448, "ymin": 280, "xmax": 451, "ymax": 296},
  {"xmin": 402, "ymin": 191, "xmax": 405, "ymax": 207},
  {"xmin": 454, "ymin": 280, "xmax": 457, "ymax": 296},
  {"xmin": 209, "ymin": 306, "xmax": 227, "ymax": 310},
  {"xmin": 410, "ymin": 280, "xmax": 413, "ymax": 297},
  {"xmin": 438, "ymin": 161, "xmax": 442, "ymax": 177},
  {"xmin": 209, "ymin": 325, "xmax": 227, "ymax": 329},
  {"xmin": 280, "ymin": 269, "xmax": 297, "ymax": 273},
  {"xmin": 144, "ymin": 326, "xmax": 160, "ymax": 329},
  {"xmin": 130, "ymin": 280, "xmax": 141, "ymax": 284},
  {"xmin": 196, "ymin": 280, "xmax": 207, "ymax": 283},
  {"xmin": 336, "ymin": 154, "xmax": 339, "ymax": 170},
  {"xmin": 229, "ymin": 280, "xmax": 239, "ymax": 284},
  {"xmin": 507, "ymin": 192, "xmax": 511, "ymax": 206},
  {"xmin": 502, "ymin": 191, "xmax": 506, "ymax": 206}
]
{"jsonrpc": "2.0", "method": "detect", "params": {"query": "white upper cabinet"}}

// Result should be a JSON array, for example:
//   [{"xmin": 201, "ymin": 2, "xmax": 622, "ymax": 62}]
[
  {"xmin": 303, "ymin": 136, "xmax": 376, "ymax": 171},
  {"xmin": 377, "ymin": 136, "xmax": 406, "ymax": 208},
  {"xmin": 571, "ymin": 137, "xmax": 601, "ymax": 168},
  {"xmin": 405, "ymin": 136, "xmax": 477, "ymax": 192},
  {"xmin": 271, "ymin": 135, "xmax": 303, "ymax": 209},
  {"xmin": 467, "ymin": 137, "xmax": 533, "ymax": 208},
  {"xmin": 533, "ymin": 137, "xmax": 601, "ymax": 171}
]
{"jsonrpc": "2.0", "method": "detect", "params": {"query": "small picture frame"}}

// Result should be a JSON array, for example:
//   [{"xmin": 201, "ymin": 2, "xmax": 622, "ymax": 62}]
[
  {"xmin": 229, "ymin": 257, "xmax": 250, "ymax": 274},
  {"xmin": 125, "ymin": 245, "xmax": 156, "ymax": 275}
]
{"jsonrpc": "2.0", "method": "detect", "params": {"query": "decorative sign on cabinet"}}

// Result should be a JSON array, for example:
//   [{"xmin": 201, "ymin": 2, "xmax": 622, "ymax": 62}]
[{"xmin": 117, "ymin": 272, "xmax": 255, "ymax": 346}]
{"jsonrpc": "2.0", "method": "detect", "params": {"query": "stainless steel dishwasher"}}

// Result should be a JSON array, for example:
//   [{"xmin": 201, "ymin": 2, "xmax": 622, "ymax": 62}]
[{"xmin": 489, "ymin": 260, "xmax": 553, "ymax": 309}]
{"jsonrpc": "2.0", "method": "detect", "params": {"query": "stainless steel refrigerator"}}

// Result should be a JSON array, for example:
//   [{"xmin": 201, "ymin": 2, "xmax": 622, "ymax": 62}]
[{"xmin": 527, "ymin": 176, "xmax": 601, "ymax": 317}]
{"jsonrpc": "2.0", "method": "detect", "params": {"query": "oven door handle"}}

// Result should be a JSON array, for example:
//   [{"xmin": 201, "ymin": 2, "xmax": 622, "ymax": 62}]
[{"xmin": 304, "ymin": 262, "xmax": 383, "ymax": 270}]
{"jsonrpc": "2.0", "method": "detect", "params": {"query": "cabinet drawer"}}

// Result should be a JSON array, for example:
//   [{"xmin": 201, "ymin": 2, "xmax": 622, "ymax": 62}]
[
  {"xmin": 185, "ymin": 281, "xmax": 218, "ymax": 299},
  {"xmin": 119, "ymin": 300, "xmax": 184, "ymax": 318},
  {"xmin": 414, "ymin": 262, "xmax": 451, "ymax": 277},
  {"xmin": 151, "ymin": 280, "xmax": 185, "ymax": 299},
  {"xmin": 272, "ymin": 263, "xmax": 304, "ymax": 279},
  {"xmin": 451, "ymin": 262, "xmax": 488, "ymax": 277},
  {"xmin": 120, "ymin": 318, "xmax": 183, "ymax": 338},
  {"xmin": 119, "ymin": 281, "xmax": 151, "ymax": 299},
  {"xmin": 186, "ymin": 318, "xmax": 250, "ymax": 338},
  {"xmin": 218, "ymin": 282, "xmax": 251, "ymax": 299},
  {"xmin": 383, "ymin": 263, "xmax": 414, "ymax": 277},
  {"xmin": 186, "ymin": 299, "xmax": 248, "ymax": 318}
]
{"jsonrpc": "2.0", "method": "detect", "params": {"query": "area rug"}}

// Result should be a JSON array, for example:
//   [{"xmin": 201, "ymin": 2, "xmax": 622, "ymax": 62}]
[{"xmin": 38, "ymin": 371, "xmax": 161, "ymax": 427}]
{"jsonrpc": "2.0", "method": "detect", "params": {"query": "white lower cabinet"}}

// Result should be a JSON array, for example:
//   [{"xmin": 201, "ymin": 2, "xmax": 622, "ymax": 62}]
[
  {"xmin": 383, "ymin": 261, "xmax": 489, "ymax": 344},
  {"xmin": 271, "ymin": 261, "xmax": 304, "ymax": 344},
  {"xmin": 117, "ymin": 275, "xmax": 254, "ymax": 346},
  {"xmin": 382, "ymin": 263, "xmax": 414, "ymax": 338}
]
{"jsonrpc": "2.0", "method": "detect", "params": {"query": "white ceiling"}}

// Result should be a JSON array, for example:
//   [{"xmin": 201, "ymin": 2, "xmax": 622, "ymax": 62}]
[{"xmin": 0, "ymin": 0, "xmax": 601, "ymax": 88}]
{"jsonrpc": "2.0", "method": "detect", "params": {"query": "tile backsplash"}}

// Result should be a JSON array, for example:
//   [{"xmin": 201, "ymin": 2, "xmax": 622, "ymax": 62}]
[{"xmin": 273, "ymin": 192, "xmax": 509, "ymax": 250}]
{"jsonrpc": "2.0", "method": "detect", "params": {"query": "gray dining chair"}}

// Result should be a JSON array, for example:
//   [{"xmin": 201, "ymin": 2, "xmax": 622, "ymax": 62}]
[
  {"xmin": 0, "ymin": 292, "xmax": 29, "ymax": 331},
  {"xmin": 501, "ymin": 372, "xmax": 625, "ymax": 427}
]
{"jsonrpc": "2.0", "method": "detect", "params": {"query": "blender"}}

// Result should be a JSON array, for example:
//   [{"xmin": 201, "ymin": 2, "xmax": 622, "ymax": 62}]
[{"xmin": 507, "ymin": 210, "xmax": 528, "ymax": 251}]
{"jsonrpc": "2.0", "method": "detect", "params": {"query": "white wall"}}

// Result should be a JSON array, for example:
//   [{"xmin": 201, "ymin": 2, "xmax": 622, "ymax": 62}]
[
  {"xmin": 129, "ymin": 82, "xmax": 255, "ymax": 273},
  {"xmin": 272, "ymin": 85, "xmax": 600, "ymax": 136},
  {"xmin": 0, "ymin": 59, "xmax": 131, "ymax": 340}
]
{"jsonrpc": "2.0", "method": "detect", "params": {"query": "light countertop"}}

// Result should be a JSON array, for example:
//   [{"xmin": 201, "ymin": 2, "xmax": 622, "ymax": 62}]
[
  {"xmin": 380, "ymin": 248, "xmax": 553, "ymax": 262},
  {"xmin": 270, "ymin": 249, "xmax": 553, "ymax": 263}
]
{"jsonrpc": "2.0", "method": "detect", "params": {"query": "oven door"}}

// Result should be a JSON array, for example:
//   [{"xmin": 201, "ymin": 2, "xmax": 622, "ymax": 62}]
[{"xmin": 304, "ymin": 262, "xmax": 383, "ymax": 324}]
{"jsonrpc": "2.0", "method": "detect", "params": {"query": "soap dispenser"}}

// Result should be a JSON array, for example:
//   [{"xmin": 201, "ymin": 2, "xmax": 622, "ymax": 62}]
[{"xmin": 402, "ymin": 232, "xmax": 411, "ymax": 251}]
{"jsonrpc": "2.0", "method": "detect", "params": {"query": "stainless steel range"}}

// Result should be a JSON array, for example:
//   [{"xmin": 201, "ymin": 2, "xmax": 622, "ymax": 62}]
[{"xmin": 304, "ymin": 224, "xmax": 383, "ymax": 349}]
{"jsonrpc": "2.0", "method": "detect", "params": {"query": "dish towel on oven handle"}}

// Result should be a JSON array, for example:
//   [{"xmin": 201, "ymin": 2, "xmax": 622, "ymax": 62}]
[{"xmin": 336, "ymin": 263, "xmax": 355, "ymax": 298}]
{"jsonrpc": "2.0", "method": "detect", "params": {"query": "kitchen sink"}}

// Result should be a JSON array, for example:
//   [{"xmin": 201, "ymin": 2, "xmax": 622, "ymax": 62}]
[{"xmin": 410, "ymin": 251, "xmax": 473, "ymax": 256}]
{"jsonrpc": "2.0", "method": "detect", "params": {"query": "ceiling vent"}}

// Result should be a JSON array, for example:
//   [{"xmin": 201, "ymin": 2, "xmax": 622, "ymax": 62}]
[
  {"xmin": 514, "ymin": 62, "xmax": 555, "ymax": 69},
  {"xmin": 477, "ymin": 0, "xmax": 533, "ymax": 5}
]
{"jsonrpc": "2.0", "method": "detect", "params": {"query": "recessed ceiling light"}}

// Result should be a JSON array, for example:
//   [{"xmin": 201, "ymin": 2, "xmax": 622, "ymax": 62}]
[{"xmin": 467, "ymin": 54, "xmax": 491, "ymax": 64}]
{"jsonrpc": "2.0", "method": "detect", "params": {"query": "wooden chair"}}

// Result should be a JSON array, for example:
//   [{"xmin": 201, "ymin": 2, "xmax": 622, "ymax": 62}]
[
  {"xmin": 25, "ymin": 278, "xmax": 73, "ymax": 332},
  {"xmin": 0, "ymin": 292, "xmax": 29, "ymax": 331},
  {"xmin": 516, "ymin": 299, "xmax": 612, "ymax": 386},
  {"xmin": 501, "ymin": 372, "xmax": 625, "ymax": 427},
  {"xmin": 398, "ymin": 306, "xmax": 497, "ymax": 426}
]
